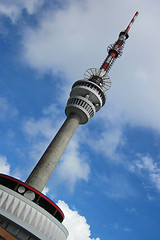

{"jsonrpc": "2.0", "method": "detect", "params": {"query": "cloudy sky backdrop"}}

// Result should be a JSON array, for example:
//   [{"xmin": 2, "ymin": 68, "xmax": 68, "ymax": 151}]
[{"xmin": 0, "ymin": 0, "xmax": 160, "ymax": 239}]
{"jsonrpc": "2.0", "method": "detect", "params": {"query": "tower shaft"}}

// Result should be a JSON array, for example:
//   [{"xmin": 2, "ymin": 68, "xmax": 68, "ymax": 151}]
[{"xmin": 26, "ymin": 113, "xmax": 80, "ymax": 192}]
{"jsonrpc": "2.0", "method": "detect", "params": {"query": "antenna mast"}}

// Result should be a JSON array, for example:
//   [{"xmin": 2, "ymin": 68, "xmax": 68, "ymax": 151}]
[
  {"xmin": 101, "ymin": 11, "xmax": 139, "ymax": 73},
  {"xmin": 84, "ymin": 12, "xmax": 139, "ymax": 91}
]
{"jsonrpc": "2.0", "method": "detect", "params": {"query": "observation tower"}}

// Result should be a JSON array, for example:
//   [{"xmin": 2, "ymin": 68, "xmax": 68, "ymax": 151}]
[{"xmin": 0, "ymin": 12, "xmax": 138, "ymax": 240}]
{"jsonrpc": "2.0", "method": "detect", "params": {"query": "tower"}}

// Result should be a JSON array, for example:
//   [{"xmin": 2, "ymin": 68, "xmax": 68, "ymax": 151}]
[{"xmin": 0, "ymin": 12, "xmax": 138, "ymax": 240}]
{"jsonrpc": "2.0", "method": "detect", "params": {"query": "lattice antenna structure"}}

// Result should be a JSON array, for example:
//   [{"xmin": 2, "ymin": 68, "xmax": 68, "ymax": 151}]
[{"xmin": 100, "ymin": 11, "xmax": 139, "ymax": 74}]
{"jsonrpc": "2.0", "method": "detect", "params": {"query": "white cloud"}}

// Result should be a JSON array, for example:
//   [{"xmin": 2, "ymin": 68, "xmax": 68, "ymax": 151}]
[
  {"xmin": 42, "ymin": 186, "xmax": 49, "ymax": 195},
  {"xmin": 96, "ymin": 173, "xmax": 135, "ymax": 199},
  {"xmin": 0, "ymin": 155, "xmax": 21, "ymax": 180},
  {"xmin": 0, "ymin": 155, "xmax": 10, "ymax": 175},
  {"xmin": 147, "ymin": 193, "xmax": 156, "ymax": 201},
  {"xmin": 57, "ymin": 200, "xmax": 100, "ymax": 240},
  {"xmin": 23, "ymin": 0, "xmax": 128, "ymax": 79},
  {"xmin": 23, "ymin": 103, "xmax": 63, "ymax": 160},
  {"xmin": 125, "ymin": 207, "xmax": 138, "ymax": 215},
  {"xmin": 28, "ymin": 140, "xmax": 50, "ymax": 162},
  {"xmin": 130, "ymin": 155, "xmax": 160, "ymax": 192},
  {"xmin": 0, "ymin": 97, "xmax": 18, "ymax": 120},
  {"xmin": 0, "ymin": 0, "xmax": 45, "ymax": 22},
  {"xmin": 23, "ymin": 116, "xmax": 58, "ymax": 163},
  {"xmin": 88, "ymin": 126, "xmax": 125, "ymax": 162},
  {"xmin": 56, "ymin": 134, "xmax": 90, "ymax": 190},
  {"xmin": 23, "ymin": 119, "xmax": 59, "ymax": 167},
  {"xmin": 124, "ymin": 227, "xmax": 132, "ymax": 232},
  {"xmin": 23, "ymin": 104, "xmax": 62, "ymax": 140},
  {"xmin": 24, "ymin": 117, "xmax": 57, "ymax": 140}
]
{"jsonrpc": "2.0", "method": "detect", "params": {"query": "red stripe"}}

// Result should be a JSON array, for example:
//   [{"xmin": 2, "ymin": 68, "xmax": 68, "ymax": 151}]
[
  {"xmin": 126, "ymin": 11, "xmax": 139, "ymax": 33},
  {"xmin": 0, "ymin": 174, "xmax": 64, "ymax": 219},
  {"xmin": 101, "ymin": 62, "xmax": 110, "ymax": 71}
]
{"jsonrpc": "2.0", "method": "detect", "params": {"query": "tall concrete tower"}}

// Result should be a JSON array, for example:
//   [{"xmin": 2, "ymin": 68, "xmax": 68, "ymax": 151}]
[{"xmin": 0, "ymin": 12, "xmax": 138, "ymax": 240}]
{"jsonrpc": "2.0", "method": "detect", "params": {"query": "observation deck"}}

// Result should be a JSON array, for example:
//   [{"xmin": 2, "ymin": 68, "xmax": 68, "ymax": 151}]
[
  {"xmin": 0, "ymin": 174, "xmax": 68, "ymax": 240},
  {"xmin": 65, "ymin": 68, "xmax": 110, "ymax": 124}
]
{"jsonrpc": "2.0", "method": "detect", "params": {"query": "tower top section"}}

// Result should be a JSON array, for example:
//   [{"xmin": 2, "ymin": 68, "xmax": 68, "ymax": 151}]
[
  {"xmin": 100, "ymin": 11, "xmax": 139, "ymax": 73},
  {"xmin": 125, "ymin": 11, "xmax": 139, "ymax": 34},
  {"xmin": 65, "ymin": 12, "xmax": 139, "ymax": 124}
]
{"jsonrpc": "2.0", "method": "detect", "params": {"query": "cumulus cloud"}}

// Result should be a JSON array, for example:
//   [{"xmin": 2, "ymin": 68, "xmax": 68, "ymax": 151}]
[
  {"xmin": 130, "ymin": 155, "xmax": 160, "ymax": 192},
  {"xmin": 0, "ymin": 0, "xmax": 45, "ymax": 22},
  {"xmin": 0, "ymin": 155, "xmax": 10, "ymax": 175},
  {"xmin": 57, "ymin": 200, "xmax": 100, "ymax": 240}
]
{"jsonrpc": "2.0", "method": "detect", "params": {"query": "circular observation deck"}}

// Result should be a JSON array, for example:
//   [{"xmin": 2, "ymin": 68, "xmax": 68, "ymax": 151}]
[
  {"xmin": 65, "ymin": 79, "xmax": 106, "ymax": 124},
  {"xmin": 0, "ymin": 174, "xmax": 68, "ymax": 240}
]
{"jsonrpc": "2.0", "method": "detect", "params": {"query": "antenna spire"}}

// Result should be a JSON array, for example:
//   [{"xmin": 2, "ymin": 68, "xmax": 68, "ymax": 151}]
[
  {"xmin": 82, "ymin": 12, "xmax": 139, "ymax": 92},
  {"xmin": 99, "ymin": 11, "xmax": 139, "ymax": 75},
  {"xmin": 125, "ymin": 11, "xmax": 139, "ymax": 34}
]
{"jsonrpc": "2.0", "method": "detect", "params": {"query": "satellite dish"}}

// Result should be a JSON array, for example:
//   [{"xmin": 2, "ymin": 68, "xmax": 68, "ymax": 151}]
[{"xmin": 84, "ymin": 68, "xmax": 111, "ymax": 91}]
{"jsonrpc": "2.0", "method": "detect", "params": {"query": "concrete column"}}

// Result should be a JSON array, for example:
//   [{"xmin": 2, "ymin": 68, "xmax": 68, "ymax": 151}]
[{"xmin": 26, "ymin": 113, "xmax": 80, "ymax": 192}]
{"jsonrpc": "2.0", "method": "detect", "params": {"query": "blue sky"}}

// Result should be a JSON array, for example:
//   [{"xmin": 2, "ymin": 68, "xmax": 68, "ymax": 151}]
[{"xmin": 0, "ymin": 0, "xmax": 160, "ymax": 239}]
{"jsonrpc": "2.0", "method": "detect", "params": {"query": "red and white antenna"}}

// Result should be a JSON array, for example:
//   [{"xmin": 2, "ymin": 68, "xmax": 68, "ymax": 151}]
[
  {"xmin": 125, "ymin": 11, "xmax": 139, "ymax": 34},
  {"xmin": 84, "ymin": 12, "xmax": 139, "ymax": 91}
]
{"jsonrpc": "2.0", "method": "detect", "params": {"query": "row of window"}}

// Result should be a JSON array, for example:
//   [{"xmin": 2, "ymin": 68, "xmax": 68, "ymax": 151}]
[
  {"xmin": 73, "ymin": 80, "xmax": 105, "ymax": 105},
  {"xmin": 67, "ymin": 97, "xmax": 95, "ymax": 118}
]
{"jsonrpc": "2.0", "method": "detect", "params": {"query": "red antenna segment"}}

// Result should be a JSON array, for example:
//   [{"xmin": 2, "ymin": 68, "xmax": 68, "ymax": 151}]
[
  {"xmin": 125, "ymin": 11, "xmax": 139, "ymax": 34},
  {"xmin": 100, "ymin": 12, "xmax": 139, "ymax": 73}
]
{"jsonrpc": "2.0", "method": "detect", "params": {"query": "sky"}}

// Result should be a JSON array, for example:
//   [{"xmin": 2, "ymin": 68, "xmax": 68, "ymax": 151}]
[{"xmin": 0, "ymin": 0, "xmax": 160, "ymax": 239}]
